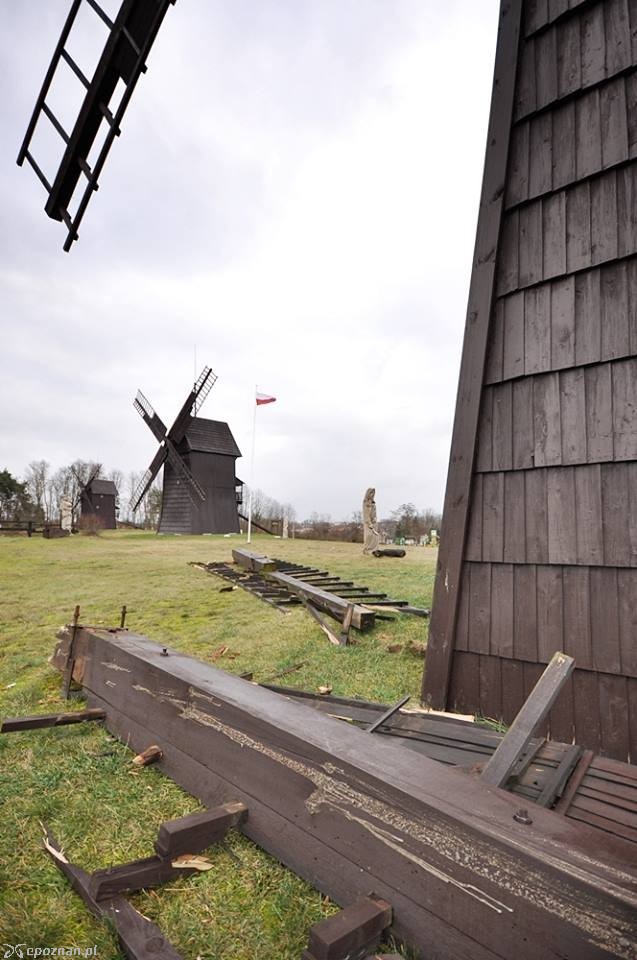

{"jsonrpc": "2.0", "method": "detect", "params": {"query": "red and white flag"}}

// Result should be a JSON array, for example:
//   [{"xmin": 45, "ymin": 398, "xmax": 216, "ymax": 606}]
[{"xmin": 256, "ymin": 391, "xmax": 276, "ymax": 406}]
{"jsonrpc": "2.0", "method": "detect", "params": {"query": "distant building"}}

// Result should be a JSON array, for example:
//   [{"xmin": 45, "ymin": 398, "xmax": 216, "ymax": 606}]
[
  {"xmin": 159, "ymin": 418, "xmax": 243, "ymax": 535},
  {"xmin": 81, "ymin": 478, "xmax": 118, "ymax": 530}
]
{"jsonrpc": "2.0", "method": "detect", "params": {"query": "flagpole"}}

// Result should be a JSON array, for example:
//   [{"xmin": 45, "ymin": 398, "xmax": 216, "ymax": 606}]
[{"xmin": 247, "ymin": 385, "xmax": 257, "ymax": 544}]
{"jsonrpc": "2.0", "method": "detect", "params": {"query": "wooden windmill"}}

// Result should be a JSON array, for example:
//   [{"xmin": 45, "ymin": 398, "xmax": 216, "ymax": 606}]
[
  {"xmin": 72, "ymin": 465, "xmax": 118, "ymax": 529},
  {"xmin": 132, "ymin": 367, "xmax": 243, "ymax": 535}
]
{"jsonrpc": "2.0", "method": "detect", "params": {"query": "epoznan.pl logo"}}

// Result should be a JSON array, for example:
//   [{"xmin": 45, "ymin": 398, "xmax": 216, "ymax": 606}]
[{"xmin": 3, "ymin": 948, "xmax": 97, "ymax": 958}]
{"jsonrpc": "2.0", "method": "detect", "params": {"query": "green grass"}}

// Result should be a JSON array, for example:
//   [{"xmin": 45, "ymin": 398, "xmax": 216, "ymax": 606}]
[{"xmin": 0, "ymin": 531, "xmax": 435, "ymax": 959}]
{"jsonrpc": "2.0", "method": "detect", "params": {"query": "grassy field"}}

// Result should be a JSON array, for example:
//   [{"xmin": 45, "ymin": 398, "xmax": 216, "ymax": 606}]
[{"xmin": 0, "ymin": 531, "xmax": 436, "ymax": 959}]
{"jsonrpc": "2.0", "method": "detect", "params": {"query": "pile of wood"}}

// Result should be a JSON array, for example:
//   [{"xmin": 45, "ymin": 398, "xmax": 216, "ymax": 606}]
[{"xmin": 42, "ymin": 624, "xmax": 637, "ymax": 960}]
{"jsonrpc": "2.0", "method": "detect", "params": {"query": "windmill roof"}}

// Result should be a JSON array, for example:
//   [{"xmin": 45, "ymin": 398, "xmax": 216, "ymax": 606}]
[
  {"xmin": 87, "ymin": 478, "xmax": 118, "ymax": 495},
  {"xmin": 185, "ymin": 417, "xmax": 241, "ymax": 457}
]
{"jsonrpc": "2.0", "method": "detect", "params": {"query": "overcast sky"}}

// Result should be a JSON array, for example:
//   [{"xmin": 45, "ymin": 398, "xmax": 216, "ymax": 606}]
[{"xmin": 1, "ymin": 0, "xmax": 499, "ymax": 520}]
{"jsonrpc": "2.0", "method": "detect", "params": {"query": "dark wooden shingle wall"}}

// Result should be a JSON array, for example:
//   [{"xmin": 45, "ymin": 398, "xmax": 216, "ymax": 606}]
[{"xmin": 423, "ymin": 0, "xmax": 637, "ymax": 761}]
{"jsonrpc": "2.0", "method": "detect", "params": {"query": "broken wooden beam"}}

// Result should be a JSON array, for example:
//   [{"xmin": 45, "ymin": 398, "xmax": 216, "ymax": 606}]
[
  {"xmin": 51, "ymin": 626, "xmax": 637, "ymax": 960},
  {"xmin": 268, "ymin": 570, "xmax": 375, "ymax": 631},
  {"xmin": 154, "ymin": 801, "xmax": 248, "ymax": 858},
  {"xmin": 89, "ymin": 855, "xmax": 199, "ymax": 900},
  {"xmin": 300, "ymin": 598, "xmax": 346, "ymax": 646},
  {"xmin": 232, "ymin": 548, "xmax": 277, "ymax": 572},
  {"xmin": 302, "ymin": 895, "xmax": 392, "ymax": 960},
  {"xmin": 481, "ymin": 652, "xmax": 575, "ymax": 788},
  {"xmin": 1, "ymin": 707, "xmax": 105, "ymax": 733},
  {"xmin": 43, "ymin": 828, "xmax": 183, "ymax": 960}
]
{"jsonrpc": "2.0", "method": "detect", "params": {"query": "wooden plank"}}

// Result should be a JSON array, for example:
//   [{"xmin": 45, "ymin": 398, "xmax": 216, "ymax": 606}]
[
  {"xmin": 270, "ymin": 571, "xmax": 375, "ymax": 631},
  {"xmin": 581, "ymin": 4, "xmax": 607, "ymax": 88},
  {"xmin": 155, "ymin": 802, "xmax": 248, "ymax": 859},
  {"xmin": 515, "ymin": 37, "xmax": 536, "ymax": 119},
  {"xmin": 534, "ymin": 374, "xmax": 562, "ymax": 466},
  {"xmin": 573, "ymin": 670, "xmax": 602, "ymax": 755},
  {"xmin": 1, "ymin": 708, "xmax": 104, "ymax": 733},
  {"xmin": 468, "ymin": 563, "xmax": 492, "ymax": 654},
  {"xmin": 548, "ymin": 467, "xmax": 577, "ymax": 563},
  {"xmin": 551, "ymin": 276, "xmax": 576, "ymax": 369},
  {"xmin": 576, "ymin": 88, "xmax": 602, "ymax": 179},
  {"xmin": 612, "ymin": 358, "xmax": 637, "ymax": 459},
  {"xmin": 500, "ymin": 659, "xmax": 526, "ymax": 725},
  {"xmin": 481, "ymin": 652, "xmax": 575, "ymax": 787},
  {"xmin": 482, "ymin": 473, "xmax": 504, "ymax": 561},
  {"xmin": 529, "ymin": 113, "xmax": 552, "ymax": 197},
  {"xmin": 590, "ymin": 568, "xmax": 622, "ymax": 674},
  {"xmin": 497, "ymin": 211, "xmax": 520, "ymax": 295},
  {"xmin": 560, "ymin": 368, "xmax": 586, "ymax": 463},
  {"xmin": 524, "ymin": 283, "xmax": 551, "ymax": 374},
  {"xmin": 535, "ymin": 26, "xmax": 558, "ymax": 109},
  {"xmin": 504, "ymin": 471, "xmax": 526, "ymax": 562},
  {"xmin": 536, "ymin": 564, "xmax": 563, "ymax": 664},
  {"xmin": 465, "ymin": 477, "xmax": 483, "ymax": 563},
  {"xmin": 601, "ymin": 77, "xmax": 629, "ymax": 169},
  {"xmin": 519, "ymin": 201, "xmax": 543, "ymax": 287},
  {"xmin": 478, "ymin": 654, "xmax": 502, "ymax": 721},
  {"xmin": 490, "ymin": 564, "xmax": 514, "ymax": 658},
  {"xmin": 601, "ymin": 263, "xmax": 630, "ymax": 360},
  {"xmin": 476, "ymin": 389, "xmax": 494, "ymax": 471},
  {"xmin": 601, "ymin": 463, "xmax": 631, "ymax": 565},
  {"xmin": 454, "ymin": 564, "xmax": 471, "ymax": 650},
  {"xmin": 513, "ymin": 565, "xmax": 538, "ymax": 661},
  {"xmin": 591, "ymin": 171, "xmax": 619, "ymax": 265},
  {"xmin": 628, "ymin": 72, "xmax": 637, "ymax": 159},
  {"xmin": 447, "ymin": 651, "xmax": 480, "ymax": 715},
  {"xmin": 304, "ymin": 896, "xmax": 392, "ymax": 960},
  {"xmin": 552, "ymin": 102, "xmax": 577, "ymax": 196},
  {"xmin": 575, "ymin": 464, "xmax": 604, "ymax": 565},
  {"xmin": 43, "ymin": 830, "xmax": 183, "ymax": 960},
  {"xmin": 65, "ymin": 628, "xmax": 637, "ymax": 960},
  {"xmin": 89, "ymin": 855, "xmax": 199, "ymax": 900},
  {"xmin": 506, "ymin": 121, "xmax": 529, "ymax": 207},
  {"xmin": 575, "ymin": 268, "xmax": 602, "ymax": 366},
  {"xmin": 617, "ymin": 164, "xmax": 637, "ymax": 257},
  {"xmin": 566, "ymin": 181, "xmax": 592, "ymax": 273},
  {"xmin": 492, "ymin": 383, "xmax": 513, "ymax": 470},
  {"xmin": 618, "ymin": 569, "xmax": 637, "ymax": 677},
  {"xmin": 232, "ymin": 548, "xmax": 277, "ymax": 573},
  {"xmin": 543, "ymin": 192, "xmax": 567, "ymax": 280},
  {"xmin": 605, "ymin": 0, "xmax": 632, "ymax": 75},
  {"xmin": 503, "ymin": 293, "xmax": 525, "ymax": 380},
  {"xmin": 598, "ymin": 675, "xmax": 631, "ymax": 760},
  {"xmin": 525, "ymin": 469, "xmax": 549, "ymax": 563},
  {"xmin": 557, "ymin": 19, "xmax": 582, "ymax": 97},
  {"xmin": 485, "ymin": 300, "xmax": 504, "ymax": 384},
  {"xmin": 585, "ymin": 364, "xmax": 614, "ymax": 462},
  {"xmin": 629, "ymin": 258, "xmax": 637, "ymax": 353},
  {"xmin": 512, "ymin": 378, "xmax": 535, "ymax": 468},
  {"xmin": 562, "ymin": 566, "xmax": 593, "ymax": 668}
]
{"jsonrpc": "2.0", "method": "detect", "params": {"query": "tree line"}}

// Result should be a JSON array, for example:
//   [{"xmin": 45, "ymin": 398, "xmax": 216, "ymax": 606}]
[
  {"xmin": 0, "ymin": 461, "xmax": 161, "ymax": 528},
  {"xmin": 1, "ymin": 464, "xmax": 440, "ymax": 542}
]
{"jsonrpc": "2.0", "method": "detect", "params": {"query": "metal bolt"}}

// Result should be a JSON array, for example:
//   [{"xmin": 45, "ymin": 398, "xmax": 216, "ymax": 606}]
[{"xmin": 513, "ymin": 808, "xmax": 533, "ymax": 825}]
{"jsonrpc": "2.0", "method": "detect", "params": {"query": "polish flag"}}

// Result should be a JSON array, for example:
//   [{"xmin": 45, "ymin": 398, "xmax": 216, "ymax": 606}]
[{"xmin": 256, "ymin": 391, "xmax": 276, "ymax": 406}]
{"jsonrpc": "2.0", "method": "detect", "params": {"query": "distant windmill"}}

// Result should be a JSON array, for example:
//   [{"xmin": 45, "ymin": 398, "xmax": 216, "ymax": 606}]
[
  {"xmin": 132, "ymin": 367, "xmax": 243, "ymax": 535},
  {"xmin": 72, "ymin": 465, "xmax": 118, "ymax": 530}
]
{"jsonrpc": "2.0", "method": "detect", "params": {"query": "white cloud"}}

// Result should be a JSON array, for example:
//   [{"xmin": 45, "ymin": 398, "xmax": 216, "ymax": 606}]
[{"xmin": 0, "ymin": 0, "xmax": 499, "ymax": 519}]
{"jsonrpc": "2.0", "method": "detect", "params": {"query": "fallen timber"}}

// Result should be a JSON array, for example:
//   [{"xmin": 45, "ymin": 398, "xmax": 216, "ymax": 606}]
[
  {"xmin": 263, "ymin": 686, "xmax": 637, "ymax": 839},
  {"xmin": 52, "ymin": 625, "xmax": 637, "ymax": 960}
]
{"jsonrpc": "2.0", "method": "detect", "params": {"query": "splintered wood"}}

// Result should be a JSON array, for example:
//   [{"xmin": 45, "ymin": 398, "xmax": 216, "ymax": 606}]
[{"xmin": 50, "ymin": 625, "xmax": 637, "ymax": 960}]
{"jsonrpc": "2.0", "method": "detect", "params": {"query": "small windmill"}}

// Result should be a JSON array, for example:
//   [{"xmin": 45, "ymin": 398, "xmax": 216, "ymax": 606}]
[
  {"xmin": 132, "ymin": 366, "xmax": 243, "ymax": 535},
  {"xmin": 72, "ymin": 465, "xmax": 118, "ymax": 529}
]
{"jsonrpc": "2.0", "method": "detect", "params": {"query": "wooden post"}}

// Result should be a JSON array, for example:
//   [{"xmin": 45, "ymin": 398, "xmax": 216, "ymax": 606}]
[{"xmin": 481, "ymin": 653, "xmax": 575, "ymax": 789}]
